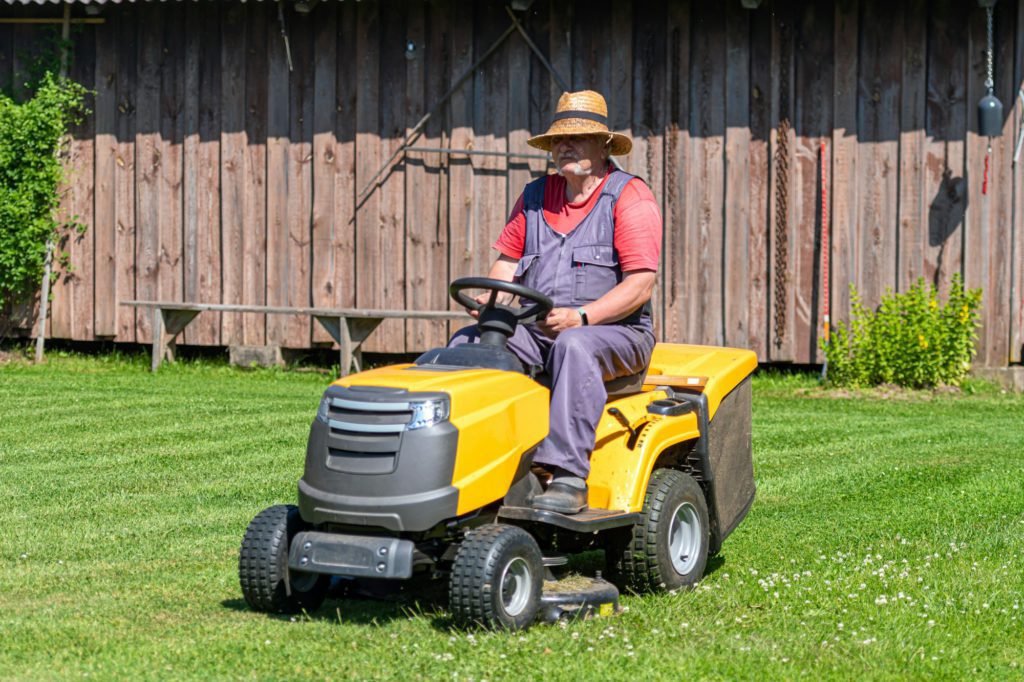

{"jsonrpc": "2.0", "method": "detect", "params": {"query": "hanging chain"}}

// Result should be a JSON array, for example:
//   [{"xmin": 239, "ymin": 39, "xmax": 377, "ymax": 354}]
[
  {"xmin": 773, "ymin": 118, "xmax": 790, "ymax": 349},
  {"xmin": 986, "ymin": 5, "xmax": 995, "ymax": 93}
]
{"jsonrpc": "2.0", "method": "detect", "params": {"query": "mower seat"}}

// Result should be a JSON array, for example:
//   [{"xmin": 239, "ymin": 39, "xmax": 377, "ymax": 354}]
[{"xmin": 530, "ymin": 368, "xmax": 647, "ymax": 398}]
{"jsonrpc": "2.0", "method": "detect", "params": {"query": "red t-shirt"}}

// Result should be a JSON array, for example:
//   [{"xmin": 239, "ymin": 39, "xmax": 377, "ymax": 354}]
[{"xmin": 493, "ymin": 172, "xmax": 662, "ymax": 272}]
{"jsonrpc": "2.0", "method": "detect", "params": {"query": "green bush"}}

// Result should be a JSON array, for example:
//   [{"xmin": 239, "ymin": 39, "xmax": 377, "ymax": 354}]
[
  {"xmin": 0, "ymin": 72, "xmax": 87, "ymax": 312},
  {"xmin": 821, "ymin": 274, "xmax": 982, "ymax": 389}
]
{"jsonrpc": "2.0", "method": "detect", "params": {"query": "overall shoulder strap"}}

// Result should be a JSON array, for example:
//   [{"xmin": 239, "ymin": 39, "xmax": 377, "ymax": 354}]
[{"xmin": 523, "ymin": 175, "xmax": 548, "ymax": 211}]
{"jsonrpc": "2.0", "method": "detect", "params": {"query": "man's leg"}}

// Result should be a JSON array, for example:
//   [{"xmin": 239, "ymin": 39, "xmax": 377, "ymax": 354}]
[{"xmin": 532, "ymin": 325, "xmax": 655, "ymax": 512}]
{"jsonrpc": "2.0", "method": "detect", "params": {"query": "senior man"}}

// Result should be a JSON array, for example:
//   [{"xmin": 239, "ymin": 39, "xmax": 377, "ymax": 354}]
[{"xmin": 450, "ymin": 90, "xmax": 662, "ymax": 514}]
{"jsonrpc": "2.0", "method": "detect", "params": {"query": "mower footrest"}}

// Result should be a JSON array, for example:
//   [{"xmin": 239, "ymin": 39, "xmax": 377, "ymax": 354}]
[
  {"xmin": 497, "ymin": 506, "xmax": 640, "ymax": 532},
  {"xmin": 288, "ymin": 531, "xmax": 414, "ymax": 579}
]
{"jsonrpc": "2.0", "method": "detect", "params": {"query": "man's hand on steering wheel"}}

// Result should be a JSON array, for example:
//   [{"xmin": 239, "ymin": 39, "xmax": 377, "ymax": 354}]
[{"xmin": 467, "ymin": 289, "xmax": 515, "ymax": 318}]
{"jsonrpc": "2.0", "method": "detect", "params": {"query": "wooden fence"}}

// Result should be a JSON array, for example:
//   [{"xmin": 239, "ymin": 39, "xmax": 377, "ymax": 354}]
[{"xmin": 2, "ymin": 0, "xmax": 1022, "ymax": 365}]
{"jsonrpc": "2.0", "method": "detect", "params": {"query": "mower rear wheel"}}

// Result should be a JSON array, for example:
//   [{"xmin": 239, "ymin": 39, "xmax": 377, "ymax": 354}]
[
  {"xmin": 607, "ymin": 469, "xmax": 709, "ymax": 593},
  {"xmin": 449, "ymin": 524, "xmax": 543, "ymax": 630},
  {"xmin": 239, "ymin": 504, "xmax": 329, "ymax": 614}
]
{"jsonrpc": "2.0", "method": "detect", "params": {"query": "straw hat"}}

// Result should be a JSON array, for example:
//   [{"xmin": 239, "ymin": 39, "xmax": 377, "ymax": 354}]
[{"xmin": 527, "ymin": 90, "xmax": 632, "ymax": 156}]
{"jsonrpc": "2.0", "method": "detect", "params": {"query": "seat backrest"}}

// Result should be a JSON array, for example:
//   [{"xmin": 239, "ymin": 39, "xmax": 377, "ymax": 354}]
[{"xmin": 604, "ymin": 371, "xmax": 646, "ymax": 398}]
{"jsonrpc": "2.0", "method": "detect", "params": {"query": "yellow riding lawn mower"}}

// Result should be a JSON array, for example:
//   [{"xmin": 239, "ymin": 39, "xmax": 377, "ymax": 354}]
[{"xmin": 239, "ymin": 278, "xmax": 757, "ymax": 629}]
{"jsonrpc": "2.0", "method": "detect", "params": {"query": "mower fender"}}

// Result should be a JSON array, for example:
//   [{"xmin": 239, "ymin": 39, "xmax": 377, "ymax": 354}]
[{"xmin": 288, "ymin": 530, "xmax": 415, "ymax": 580}]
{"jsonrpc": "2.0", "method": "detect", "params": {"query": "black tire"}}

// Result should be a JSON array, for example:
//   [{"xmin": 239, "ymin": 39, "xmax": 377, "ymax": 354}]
[
  {"xmin": 606, "ymin": 469, "xmax": 710, "ymax": 593},
  {"xmin": 449, "ymin": 524, "xmax": 543, "ymax": 630},
  {"xmin": 239, "ymin": 504, "xmax": 329, "ymax": 614}
]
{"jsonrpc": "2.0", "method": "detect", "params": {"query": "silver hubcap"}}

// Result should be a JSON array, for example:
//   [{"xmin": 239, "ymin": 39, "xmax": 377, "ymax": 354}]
[
  {"xmin": 499, "ymin": 557, "xmax": 532, "ymax": 616},
  {"xmin": 668, "ymin": 501, "xmax": 701, "ymax": 575}
]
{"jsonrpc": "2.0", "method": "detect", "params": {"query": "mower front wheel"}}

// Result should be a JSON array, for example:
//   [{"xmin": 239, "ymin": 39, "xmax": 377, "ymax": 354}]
[
  {"xmin": 239, "ymin": 504, "xmax": 329, "ymax": 614},
  {"xmin": 449, "ymin": 524, "xmax": 543, "ymax": 630},
  {"xmin": 607, "ymin": 468, "xmax": 710, "ymax": 593}
]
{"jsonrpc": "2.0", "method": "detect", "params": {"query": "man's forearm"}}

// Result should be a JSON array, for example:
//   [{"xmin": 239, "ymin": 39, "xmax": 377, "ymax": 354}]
[
  {"xmin": 487, "ymin": 255, "xmax": 518, "ymax": 281},
  {"xmin": 580, "ymin": 271, "xmax": 656, "ymax": 325}
]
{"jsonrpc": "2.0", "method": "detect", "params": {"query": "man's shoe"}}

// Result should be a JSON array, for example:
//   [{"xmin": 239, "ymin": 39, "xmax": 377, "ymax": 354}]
[{"xmin": 531, "ymin": 481, "xmax": 587, "ymax": 514}]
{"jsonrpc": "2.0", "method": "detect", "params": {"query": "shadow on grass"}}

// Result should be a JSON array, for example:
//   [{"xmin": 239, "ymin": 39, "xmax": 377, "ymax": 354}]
[
  {"xmin": 223, "ymin": 552, "xmax": 731, "ymax": 631},
  {"xmin": 221, "ymin": 576, "xmax": 450, "ymax": 627}
]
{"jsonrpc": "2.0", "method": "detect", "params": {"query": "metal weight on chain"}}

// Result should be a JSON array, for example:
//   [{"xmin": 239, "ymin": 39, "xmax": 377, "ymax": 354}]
[{"xmin": 978, "ymin": 2, "xmax": 1004, "ymax": 138}]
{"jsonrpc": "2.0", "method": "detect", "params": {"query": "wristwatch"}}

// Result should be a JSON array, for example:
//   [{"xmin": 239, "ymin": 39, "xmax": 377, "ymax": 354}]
[{"xmin": 577, "ymin": 307, "xmax": 589, "ymax": 326}]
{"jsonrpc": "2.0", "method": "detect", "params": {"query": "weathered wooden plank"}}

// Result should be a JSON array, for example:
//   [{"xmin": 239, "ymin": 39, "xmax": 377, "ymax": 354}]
[
  {"xmin": 747, "ymin": 4, "xmax": 772, "ymax": 360},
  {"xmin": 724, "ymin": 1, "xmax": 750, "ymax": 352},
  {"xmin": 114, "ymin": 5, "xmax": 137, "ymax": 343},
  {"xmin": 767, "ymin": 0, "xmax": 796, "ymax": 362},
  {"xmin": 965, "ymin": 2, "xmax": 990, "ymax": 366},
  {"xmin": 285, "ymin": 11, "xmax": 314, "ymax": 348},
  {"xmin": 898, "ymin": 0, "xmax": 927, "ymax": 292},
  {"xmin": 661, "ymin": 0, "xmax": 689, "ymax": 346},
  {"xmin": 353, "ymin": 1, "xmax": 383, "ymax": 347},
  {"xmin": 966, "ymin": 0, "xmax": 1015, "ymax": 366},
  {"xmin": 333, "ymin": 0, "xmax": 357, "ymax": 320},
  {"xmin": 134, "ymin": 5, "xmax": 163, "ymax": 344},
  {"xmin": 987, "ymin": 0, "xmax": 1015, "ymax": 366},
  {"xmin": 0, "ymin": 23, "xmax": 12, "ymax": 96},
  {"xmin": 467, "ymin": 1, "xmax": 507, "ymax": 322},
  {"xmin": 445, "ymin": 0, "xmax": 475, "ymax": 339},
  {"xmin": 609, "ymin": 0, "xmax": 633, "ymax": 167},
  {"xmin": 365, "ymin": 2, "xmax": 407, "ymax": 353},
  {"xmin": 311, "ymin": 2, "xmax": 338, "ymax": 346},
  {"xmin": 69, "ymin": 23, "xmax": 96, "ymax": 341},
  {"xmin": 924, "ymin": 0, "xmax": 968, "ymax": 297},
  {"xmin": 47, "ymin": 26, "xmax": 73, "ymax": 340},
  {"xmin": 184, "ymin": 1, "xmax": 222, "ymax": 345},
  {"xmin": 471, "ymin": 0, "xmax": 507, "ymax": 307},
  {"xmin": 549, "ymin": 0, "xmax": 572, "ymax": 96},
  {"xmin": 792, "ymin": 0, "xmax": 833, "ymax": 363},
  {"xmin": 571, "ymin": 0, "xmax": 611, "ymax": 96},
  {"xmin": 243, "ymin": 3, "xmax": 269, "ymax": 346},
  {"xmin": 220, "ymin": 2, "xmax": 246, "ymax": 346},
  {"xmin": 405, "ymin": 0, "xmax": 450, "ymax": 350},
  {"xmin": 158, "ymin": 4, "xmax": 185, "ymax": 324},
  {"xmin": 93, "ymin": 18, "xmax": 117, "ymax": 338},
  {"xmin": 831, "ymin": 0, "xmax": 858, "ymax": 345},
  {"xmin": 10, "ymin": 23, "xmax": 39, "ymax": 102},
  {"xmin": 685, "ymin": 0, "xmax": 722, "ymax": 348},
  {"xmin": 856, "ymin": 0, "xmax": 901, "ymax": 310},
  {"xmin": 1013, "ymin": 0, "xmax": 1024, "ymax": 364}
]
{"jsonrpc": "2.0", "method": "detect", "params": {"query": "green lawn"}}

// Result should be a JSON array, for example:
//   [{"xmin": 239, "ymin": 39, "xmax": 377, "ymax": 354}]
[{"xmin": 1, "ymin": 353, "xmax": 1022, "ymax": 680}]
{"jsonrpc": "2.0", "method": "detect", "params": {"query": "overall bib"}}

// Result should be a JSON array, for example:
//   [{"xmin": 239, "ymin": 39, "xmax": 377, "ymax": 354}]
[{"xmin": 450, "ymin": 170, "xmax": 656, "ymax": 477}]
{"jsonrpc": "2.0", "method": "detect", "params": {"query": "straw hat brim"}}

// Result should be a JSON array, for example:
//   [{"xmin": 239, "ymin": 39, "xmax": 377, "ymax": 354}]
[{"xmin": 527, "ymin": 121, "xmax": 632, "ymax": 156}]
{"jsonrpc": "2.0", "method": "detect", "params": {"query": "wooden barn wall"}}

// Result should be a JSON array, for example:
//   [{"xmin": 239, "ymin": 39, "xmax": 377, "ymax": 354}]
[{"xmin": 2, "ymin": 0, "xmax": 1022, "ymax": 365}]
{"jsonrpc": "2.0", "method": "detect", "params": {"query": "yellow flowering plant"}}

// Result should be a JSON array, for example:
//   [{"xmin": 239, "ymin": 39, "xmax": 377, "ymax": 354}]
[{"xmin": 821, "ymin": 274, "xmax": 982, "ymax": 388}]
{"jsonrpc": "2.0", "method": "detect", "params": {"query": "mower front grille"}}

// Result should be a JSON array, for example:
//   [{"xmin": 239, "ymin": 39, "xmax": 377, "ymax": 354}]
[{"xmin": 323, "ymin": 398, "xmax": 409, "ymax": 475}]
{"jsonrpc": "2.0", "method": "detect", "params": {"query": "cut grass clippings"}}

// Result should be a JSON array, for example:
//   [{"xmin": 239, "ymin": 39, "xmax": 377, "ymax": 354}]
[{"xmin": 1, "ymin": 354, "xmax": 1022, "ymax": 680}]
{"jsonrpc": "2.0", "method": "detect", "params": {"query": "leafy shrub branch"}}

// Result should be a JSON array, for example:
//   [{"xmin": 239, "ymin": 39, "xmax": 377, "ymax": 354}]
[
  {"xmin": 0, "ymin": 72, "xmax": 88, "ymax": 315},
  {"xmin": 821, "ymin": 274, "xmax": 983, "ymax": 389}
]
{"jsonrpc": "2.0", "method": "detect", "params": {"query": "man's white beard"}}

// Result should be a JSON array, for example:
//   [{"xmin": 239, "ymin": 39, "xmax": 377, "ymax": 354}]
[{"xmin": 557, "ymin": 161, "xmax": 593, "ymax": 177}]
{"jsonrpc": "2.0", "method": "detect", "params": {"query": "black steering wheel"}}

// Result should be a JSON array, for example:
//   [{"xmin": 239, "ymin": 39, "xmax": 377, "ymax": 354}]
[{"xmin": 450, "ymin": 277, "xmax": 553, "ymax": 323}]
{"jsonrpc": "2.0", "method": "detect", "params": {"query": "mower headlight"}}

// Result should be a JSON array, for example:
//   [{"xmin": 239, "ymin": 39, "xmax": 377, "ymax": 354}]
[
  {"xmin": 407, "ymin": 399, "xmax": 449, "ymax": 430},
  {"xmin": 315, "ymin": 394, "xmax": 331, "ymax": 423}
]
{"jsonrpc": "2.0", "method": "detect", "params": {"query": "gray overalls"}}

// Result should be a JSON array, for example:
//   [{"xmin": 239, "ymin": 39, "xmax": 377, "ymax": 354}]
[{"xmin": 450, "ymin": 170, "xmax": 656, "ymax": 478}]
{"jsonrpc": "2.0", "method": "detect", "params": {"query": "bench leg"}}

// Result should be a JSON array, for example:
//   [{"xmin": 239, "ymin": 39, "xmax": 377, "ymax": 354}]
[
  {"xmin": 151, "ymin": 308, "xmax": 201, "ymax": 372},
  {"xmin": 314, "ymin": 316, "xmax": 383, "ymax": 376}
]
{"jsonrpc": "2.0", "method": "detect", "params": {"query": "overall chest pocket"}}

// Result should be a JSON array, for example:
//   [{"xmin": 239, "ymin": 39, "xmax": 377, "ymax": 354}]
[
  {"xmin": 513, "ymin": 253, "xmax": 539, "ymax": 281},
  {"xmin": 572, "ymin": 245, "xmax": 619, "ymax": 303},
  {"xmin": 513, "ymin": 253, "xmax": 541, "ymax": 304}
]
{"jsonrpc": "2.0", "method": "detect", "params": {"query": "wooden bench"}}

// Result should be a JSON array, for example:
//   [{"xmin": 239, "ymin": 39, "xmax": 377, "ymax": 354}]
[{"xmin": 120, "ymin": 301, "xmax": 468, "ymax": 375}]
